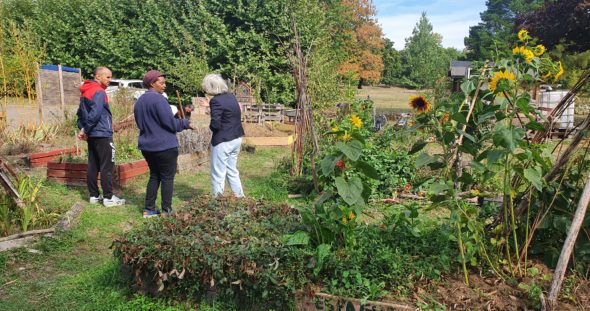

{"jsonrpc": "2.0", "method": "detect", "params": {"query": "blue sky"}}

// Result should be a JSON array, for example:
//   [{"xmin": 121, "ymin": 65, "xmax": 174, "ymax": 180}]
[{"xmin": 373, "ymin": 0, "xmax": 487, "ymax": 50}]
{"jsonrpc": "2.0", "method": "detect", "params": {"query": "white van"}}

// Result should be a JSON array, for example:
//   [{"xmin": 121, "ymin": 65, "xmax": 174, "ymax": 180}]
[{"xmin": 106, "ymin": 79, "xmax": 146, "ymax": 100}]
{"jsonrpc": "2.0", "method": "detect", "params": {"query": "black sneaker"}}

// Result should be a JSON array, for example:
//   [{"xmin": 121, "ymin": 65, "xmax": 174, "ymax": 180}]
[{"xmin": 142, "ymin": 209, "xmax": 161, "ymax": 218}]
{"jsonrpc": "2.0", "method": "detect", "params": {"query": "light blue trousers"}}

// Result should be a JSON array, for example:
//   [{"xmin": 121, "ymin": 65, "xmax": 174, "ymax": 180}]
[{"xmin": 210, "ymin": 137, "xmax": 244, "ymax": 197}]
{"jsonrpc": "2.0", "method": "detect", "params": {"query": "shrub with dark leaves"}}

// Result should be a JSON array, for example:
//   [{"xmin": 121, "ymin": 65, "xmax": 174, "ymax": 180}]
[{"xmin": 112, "ymin": 196, "xmax": 311, "ymax": 309}]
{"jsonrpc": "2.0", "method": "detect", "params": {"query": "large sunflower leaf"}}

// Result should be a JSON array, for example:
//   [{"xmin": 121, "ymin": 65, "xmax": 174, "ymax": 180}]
[{"xmin": 336, "ymin": 140, "xmax": 363, "ymax": 161}]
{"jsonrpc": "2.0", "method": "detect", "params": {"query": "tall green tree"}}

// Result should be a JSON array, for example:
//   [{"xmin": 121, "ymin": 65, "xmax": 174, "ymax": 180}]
[
  {"xmin": 402, "ymin": 12, "xmax": 447, "ymax": 88},
  {"xmin": 0, "ymin": 0, "xmax": 352, "ymax": 105},
  {"xmin": 465, "ymin": 0, "xmax": 547, "ymax": 61},
  {"xmin": 380, "ymin": 38, "xmax": 403, "ymax": 86}
]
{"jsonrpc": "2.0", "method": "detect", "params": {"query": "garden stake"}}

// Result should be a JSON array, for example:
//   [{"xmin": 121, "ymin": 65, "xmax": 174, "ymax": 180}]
[
  {"xmin": 546, "ymin": 170, "xmax": 590, "ymax": 310},
  {"xmin": 289, "ymin": 17, "xmax": 319, "ymax": 190},
  {"xmin": 176, "ymin": 90, "xmax": 185, "ymax": 119},
  {"xmin": 450, "ymin": 63, "xmax": 488, "ymax": 189}
]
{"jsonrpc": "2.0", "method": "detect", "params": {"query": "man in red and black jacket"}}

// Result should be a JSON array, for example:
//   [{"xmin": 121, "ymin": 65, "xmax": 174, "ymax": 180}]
[{"xmin": 76, "ymin": 66, "xmax": 125, "ymax": 207}]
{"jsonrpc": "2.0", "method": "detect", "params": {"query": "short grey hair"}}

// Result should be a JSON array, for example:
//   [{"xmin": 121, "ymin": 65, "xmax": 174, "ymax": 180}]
[{"xmin": 202, "ymin": 73, "xmax": 228, "ymax": 95}]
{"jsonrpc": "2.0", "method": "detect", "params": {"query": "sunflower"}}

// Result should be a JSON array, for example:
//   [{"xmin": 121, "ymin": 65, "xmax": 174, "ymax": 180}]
[
  {"xmin": 348, "ymin": 211, "xmax": 356, "ymax": 220},
  {"xmin": 534, "ymin": 44, "xmax": 545, "ymax": 56},
  {"xmin": 341, "ymin": 217, "xmax": 348, "ymax": 223},
  {"xmin": 489, "ymin": 70, "xmax": 516, "ymax": 93},
  {"xmin": 513, "ymin": 46, "xmax": 534, "ymax": 63},
  {"xmin": 408, "ymin": 95, "xmax": 431, "ymax": 113},
  {"xmin": 350, "ymin": 114, "xmax": 363, "ymax": 129},
  {"xmin": 441, "ymin": 113, "xmax": 450, "ymax": 123},
  {"xmin": 554, "ymin": 62, "xmax": 564, "ymax": 81},
  {"xmin": 331, "ymin": 126, "xmax": 339, "ymax": 132},
  {"xmin": 517, "ymin": 29, "xmax": 530, "ymax": 41},
  {"xmin": 341, "ymin": 132, "xmax": 352, "ymax": 141}
]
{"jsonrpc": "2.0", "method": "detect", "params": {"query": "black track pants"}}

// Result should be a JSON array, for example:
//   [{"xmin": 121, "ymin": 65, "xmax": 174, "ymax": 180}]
[{"xmin": 87, "ymin": 137, "xmax": 114, "ymax": 199}]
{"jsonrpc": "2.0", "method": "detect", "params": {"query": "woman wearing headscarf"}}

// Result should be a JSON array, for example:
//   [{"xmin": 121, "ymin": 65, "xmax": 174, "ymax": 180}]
[
  {"xmin": 134, "ymin": 70, "xmax": 192, "ymax": 218},
  {"xmin": 202, "ymin": 73, "xmax": 245, "ymax": 198}
]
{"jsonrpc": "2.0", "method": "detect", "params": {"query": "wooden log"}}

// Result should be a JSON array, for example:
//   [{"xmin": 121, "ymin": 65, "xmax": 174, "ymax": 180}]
[
  {"xmin": 0, "ymin": 228, "xmax": 55, "ymax": 243},
  {"xmin": 54, "ymin": 203, "xmax": 83, "ymax": 232},
  {"xmin": 545, "ymin": 171, "xmax": 590, "ymax": 310},
  {"xmin": 297, "ymin": 292, "xmax": 415, "ymax": 311}
]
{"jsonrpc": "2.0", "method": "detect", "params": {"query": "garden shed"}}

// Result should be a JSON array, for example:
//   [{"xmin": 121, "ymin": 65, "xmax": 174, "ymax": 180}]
[{"xmin": 449, "ymin": 60, "xmax": 472, "ymax": 92}]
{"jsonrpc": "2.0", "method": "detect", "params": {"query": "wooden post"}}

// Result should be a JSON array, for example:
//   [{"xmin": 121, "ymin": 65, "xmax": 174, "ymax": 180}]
[
  {"xmin": 176, "ymin": 90, "xmax": 185, "ymax": 119},
  {"xmin": 35, "ymin": 62, "xmax": 44, "ymax": 122},
  {"xmin": 546, "ymin": 170, "xmax": 590, "ymax": 310},
  {"xmin": 58, "ymin": 64, "xmax": 65, "ymax": 114}
]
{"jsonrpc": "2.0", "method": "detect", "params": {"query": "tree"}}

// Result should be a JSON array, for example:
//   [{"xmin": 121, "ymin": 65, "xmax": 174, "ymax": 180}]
[
  {"xmin": 465, "ymin": 0, "xmax": 546, "ymax": 61},
  {"xmin": 380, "ymin": 38, "xmax": 403, "ymax": 86},
  {"xmin": 337, "ymin": 0, "xmax": 384, "ymax": 85},
  {"xmin": 402, "ymin": 12, "xmax": 447, "ymax": 88},
  {"xmin": 0, "ymin": 0, "xmax": 355, "ymax": 105},
  {"xmin": 515, "ymin": 0, "xmax": 590, "ymax": 52}
]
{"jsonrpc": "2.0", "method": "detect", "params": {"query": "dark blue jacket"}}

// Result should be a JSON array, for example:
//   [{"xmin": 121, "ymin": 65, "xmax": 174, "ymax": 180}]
[
  {"xmin": 209, "ymin": 93, "xmax": 245, "ymax": 146},
  {"xmin": 134, "ymin": 90, "xmax": 190, "ymax": 152},
  {"xmin": 77, "ymin": 80, "xmax": 113, "ymax": 138}
]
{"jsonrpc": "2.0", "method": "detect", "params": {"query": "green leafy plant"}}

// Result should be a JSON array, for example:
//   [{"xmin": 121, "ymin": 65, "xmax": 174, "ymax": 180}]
[
  {"xmin": 408, "ymin": 30, "xmax": 565, "ymax": 282},
  {"xmin": 112, "ymin": 197, "xmax": 311, "ymax": 309},
  {"xmin": 15, "ymin": 176, "xmax": 42, "ymax": 232},
  {"xmin": 298, "ymin": 99, "xmax": 379, "ymax": 248}
]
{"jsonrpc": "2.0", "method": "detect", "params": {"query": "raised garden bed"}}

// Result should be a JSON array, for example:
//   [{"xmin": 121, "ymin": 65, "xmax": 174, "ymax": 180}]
[
  {"xmin": 243, "ymin": 135, "xmax": 294, "ymax": 146},
  {"xmin": 46, "ymin": 159, "xmax": 148, "ymax": 187},
  {"xmin": 27, "ymin": 147, "xmax": 80, "ymax": 167}
]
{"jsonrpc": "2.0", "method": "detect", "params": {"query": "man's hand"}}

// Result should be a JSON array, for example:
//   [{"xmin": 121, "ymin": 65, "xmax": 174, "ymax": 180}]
[{"xmin": 77, "ymin": 129, "xmax": 88, "ymax": 141}]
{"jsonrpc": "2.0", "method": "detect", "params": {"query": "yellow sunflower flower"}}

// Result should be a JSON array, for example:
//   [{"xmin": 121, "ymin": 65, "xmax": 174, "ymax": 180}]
[
  {"xmin": 534, "ymin": 44, "xmax": 545, "ymax": 56},
  {"xmin": 331, "ymin": 126, "xmax": 339, "ymax": 132},
  {"xmin": 554, "ymin": 62, "xmax": 564, "ymax": 81},
  {"xmin": 513, "ymin": 46, "xmax": 534, "ymax": 63},
  {"xmin": 341, "ymin": 132, "xmax": 352, "ymax": 141},
  {"xmin": 408, "ymin": 95, "xmax": 431, "ymax": 113},
  {"xmin": 489, "ymin": 70, "xmax": 516, "ymax": 93},
  {"xmin": 341, "ymin": 217, "xmax": 348, "ymax": 223},
  {"xmin": 517, "ymin": 29, "xmax": 529, "ymax": 41},
  {"xmin": 348, "ymin": 211, "xmax": 356, "ymax": 220},
  {"xmin": 350, "ymin": 114, "xmax": 362, "ymax": 129}
]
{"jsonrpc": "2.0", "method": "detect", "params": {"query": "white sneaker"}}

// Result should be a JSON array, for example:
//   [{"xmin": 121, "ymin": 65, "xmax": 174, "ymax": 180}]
[
  {"xmin": 89, "ymin": 195, "xmax": 103, "ymax": 204},
  {"xmin": 103, "ymin": 195, "xmax": 125, "ymax": 207}
]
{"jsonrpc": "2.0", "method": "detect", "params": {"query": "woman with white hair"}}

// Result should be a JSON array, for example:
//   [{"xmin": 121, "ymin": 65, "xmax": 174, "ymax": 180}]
[{"xmin": 202, "ymin": 73, "xmax": 245, "ymax": 198}]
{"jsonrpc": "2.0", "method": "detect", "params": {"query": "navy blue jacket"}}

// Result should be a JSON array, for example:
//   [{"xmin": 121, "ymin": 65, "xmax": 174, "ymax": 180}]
[
  {"xmin": 77, "ymin": 80, "xmax": 113, "ymax": 138},
  {"xmin": 134, "ymin": 90, "xmax": 190, "ymax": 152},
  {"xmin": 209, "ymin": 93, "xmax": 245, "ymax": 146}
]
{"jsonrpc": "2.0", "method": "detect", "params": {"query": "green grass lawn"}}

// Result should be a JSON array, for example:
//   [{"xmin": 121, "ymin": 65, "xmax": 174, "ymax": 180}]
[
  {"xmin": 0, "ymin": 147, "xmax": 291, "ymax": 311},
  {"xmin": 355, "ymin": 86, "xmax": 422, "ymax": 113}
]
